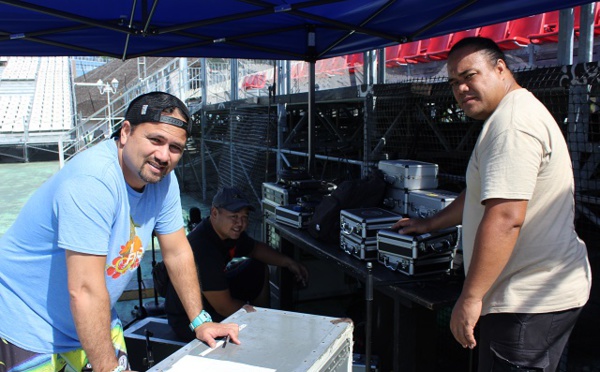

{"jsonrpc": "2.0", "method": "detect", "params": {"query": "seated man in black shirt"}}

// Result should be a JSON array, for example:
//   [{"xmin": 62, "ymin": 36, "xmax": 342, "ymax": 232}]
[{"xmin": 165, "ymin": 187, "xmax": 309, "ymax": 341}]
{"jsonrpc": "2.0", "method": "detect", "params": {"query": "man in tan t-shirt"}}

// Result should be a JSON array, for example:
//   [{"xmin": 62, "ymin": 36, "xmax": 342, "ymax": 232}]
[{"xmin": 393, "ymin": 37, "xmax": 591, "ymax": 371}]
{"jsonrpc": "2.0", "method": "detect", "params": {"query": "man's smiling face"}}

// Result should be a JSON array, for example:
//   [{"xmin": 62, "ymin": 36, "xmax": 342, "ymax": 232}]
[
  {"xmin": 118, "ymin": 116, "xmax": 187, "ymax": 191},
  {"xmin": 211, "ymin": 206, "xmax": 250, "ymax": 240}
]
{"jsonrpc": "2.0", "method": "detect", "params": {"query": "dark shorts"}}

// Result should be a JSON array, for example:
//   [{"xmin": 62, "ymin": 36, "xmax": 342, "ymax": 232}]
[{"xmin": 477, "ymin": 307, "xmax": 582, "ymax": 372}]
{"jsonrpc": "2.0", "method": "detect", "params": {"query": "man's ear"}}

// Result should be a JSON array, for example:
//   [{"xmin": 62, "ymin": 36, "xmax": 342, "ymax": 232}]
[
  {"xmin": 118, "ymin": 121, "xmax": 132, "ymax": 145},
  {"xmin": 496, "ymin": 58, "xmax": 508, "ymax": 74},
  {"xmin": 210, "ymin": 206, "xmax": 218, "ymax": 218}
]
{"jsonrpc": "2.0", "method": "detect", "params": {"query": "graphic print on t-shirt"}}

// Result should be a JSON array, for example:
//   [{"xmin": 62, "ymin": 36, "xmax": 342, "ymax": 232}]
[{"xmin": 106, "ymin": 216, "xmax": 144, "ymax": 279}]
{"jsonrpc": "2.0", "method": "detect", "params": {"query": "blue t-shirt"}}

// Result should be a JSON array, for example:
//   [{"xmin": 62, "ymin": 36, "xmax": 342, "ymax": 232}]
[{"xmin": 0, "ymin": 140, "xmax": 184, "ymax": 353}]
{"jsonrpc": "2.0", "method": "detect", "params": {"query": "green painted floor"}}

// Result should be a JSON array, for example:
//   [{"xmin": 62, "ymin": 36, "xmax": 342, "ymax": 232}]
[{"xmin": 0, "ymin": 161, "xmax": 61, "ymax": 237}]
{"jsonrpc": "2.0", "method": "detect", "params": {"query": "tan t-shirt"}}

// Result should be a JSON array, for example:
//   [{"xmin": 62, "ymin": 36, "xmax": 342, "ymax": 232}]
[{"xmin": 463, "ymin": 88, "xmax": 591, "ymax": 315}]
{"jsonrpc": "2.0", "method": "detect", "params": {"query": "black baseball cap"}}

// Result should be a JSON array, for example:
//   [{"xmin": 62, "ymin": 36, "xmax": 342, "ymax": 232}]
[
  {"xmin": 112, "ymin": 91, "xmax": 192, "ymax": 137},
  {"xmin": 212, "ymin": 187, "xmax": 256, "ymax": 212}
]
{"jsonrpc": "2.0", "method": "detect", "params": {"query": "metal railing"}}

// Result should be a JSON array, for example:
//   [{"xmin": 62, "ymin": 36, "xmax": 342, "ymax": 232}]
[{"xmin": 58, "ymin": 58, "xmax": 203, "ymax": 167}]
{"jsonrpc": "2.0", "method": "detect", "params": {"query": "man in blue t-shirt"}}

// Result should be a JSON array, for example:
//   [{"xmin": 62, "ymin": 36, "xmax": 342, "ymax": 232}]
[
  {"xmin": 0, "ymin": 92, "xmax": 239, "ymax": 372},
  {"xmin": 165, "ymin": 187, "xmax": 309, "ymax": 341}
]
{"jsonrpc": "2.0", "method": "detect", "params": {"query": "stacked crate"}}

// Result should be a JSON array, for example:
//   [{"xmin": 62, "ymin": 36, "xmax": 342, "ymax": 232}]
[
  {"xmin": 339, "ymin": 207, "xmax": 402, "ymax": 261},
  {"xmin": 376, "ymin": 160, "xmax": 460, "ymax": 276}
]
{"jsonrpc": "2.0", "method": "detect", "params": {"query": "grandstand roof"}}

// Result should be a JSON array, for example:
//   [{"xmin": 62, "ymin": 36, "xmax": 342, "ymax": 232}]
[{"xmin": 0, "ymin": 0, "xmax": 593, "ymax": 60}]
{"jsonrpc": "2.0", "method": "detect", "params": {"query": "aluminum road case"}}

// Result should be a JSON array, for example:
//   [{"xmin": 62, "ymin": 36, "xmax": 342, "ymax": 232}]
[
  {"xmin": 406, "ymin": 189, "xmax": 458, "ymax": 218},
  {"xmin": 147, "ymin": 307, "xmax": 354, "ymax": 372},
  {"xmin": 377, "ymin": 226, "xmax": 460, "ymax": 259},
  {"xmin": 382, "ymin": 187, "xmax": 408, "ymax": 215},
  {"xmin": 340, "ymin": 207, "xmax": 402, "ymax": 242},
  {"xmin": 275, "ymin": 204, "xmax": 313, "ymax": 229},
  {"xmin": 377, "ymin": 251, "xmax": 454, "ymax": 276},
  {"xmin": 377, "ymin": 159, "xmax": 438, "ymax": 190},
  {"xmin": 262, "ymin": 198, "xmax": 279, "ymax": 220},
  {"xmin": 262, "ymin": 181, "xmax": 301, "ymax": 206},
  {"xmin": 340, "ymin": 232, "xmax": 378, "ymax": 261}
]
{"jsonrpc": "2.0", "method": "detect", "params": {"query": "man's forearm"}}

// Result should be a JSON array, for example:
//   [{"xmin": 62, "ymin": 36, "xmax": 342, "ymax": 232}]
[
  {"xmin": 71, "ymin": 289, "xmax": 119, "ymax": 372},
  {"xmin": 67, "ymin": 251, "xmax": 120, "ymax": 372},
  {"xmin": 166, "ymin": 248, "xmax": 203, "ymax": 322},
  {"xmin": 250, "ymin": 243, "xmax": 292, "ymax": 267},
  {"xmin": 159, "ymin": 229, "xmax": 204, "ymax": 323},
  {"xmin": 428, "ymin": 190, "xmax": 465, "ymax": 231}
]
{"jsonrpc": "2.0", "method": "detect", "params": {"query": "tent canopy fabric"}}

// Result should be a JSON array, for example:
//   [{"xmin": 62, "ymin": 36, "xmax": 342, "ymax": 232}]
[{"xmin": 0, "ymin": 0, "xmax": 593, "ymax": 60}]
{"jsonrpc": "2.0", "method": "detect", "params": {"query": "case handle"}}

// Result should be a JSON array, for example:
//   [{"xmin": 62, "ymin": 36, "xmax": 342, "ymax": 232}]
[
  {"xmin": 340, "ymin": 222, "xmax": 354, "ymax": 235},
  {"xmin": 428, "ymin": 239, "xmax": 451, "ymax": 253},
  {"xmin": 381, "ymin": 255, "xmax": 398, "ymax": 271}
]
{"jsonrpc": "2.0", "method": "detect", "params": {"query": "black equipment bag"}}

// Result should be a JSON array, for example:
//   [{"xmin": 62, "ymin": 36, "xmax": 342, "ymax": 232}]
[
  {"xmin": 307, "ymin": 170, "xmax": 387, "ymax": 244},
  {"xmin": 151, "ymin": 261, "xmax": 170, "ymax": 298}
]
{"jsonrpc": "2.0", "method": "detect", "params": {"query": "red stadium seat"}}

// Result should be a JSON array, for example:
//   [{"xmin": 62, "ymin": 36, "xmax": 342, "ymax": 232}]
[
  {"xmin": 529, "ymin": 11, "xmax": 559, "ymax": 44},
  {"xmin": 386, "ymin": 41, "xmax": 421, "ymax": 65},
  {"xmin": 425, "ymin": 29, "xmax": 479, "ymax": 60},
  {"xmin": 241, "ymin": 75, "xmax": 253, "ymax": 90},
  {"xmin": 346, "ymin": 53, "xmax": 363, "ymax": 74},
  {"xmin": 478, "ymin": 22, "xmax": 510, "ymax": 47},
  {"xmin": 291, "ymin": 61, "xmax": 308, "ymax": 79},
  {"xmin": 423, "ymin": 34, "xmax": 453, "ymax": 61},
  {"xmin": 244, "ymin": 72, "xmax": 266, "ymax": 90},
  {"xmin": 529, "ymin": 8, "xmax": 580, "ymax": 44},
  {"xmin": 315, "ymin": 57, "xmax": 347, "ymax": 76},
  {"xmin": 404, "ymin": 39, "xmax": 430, "ymax": 63},
  {"xmin": 385, "ymin": 45, "xmax": 401, "ymax": 68},
  {"xmin": 495, "ymin": 15, "xmax": 544, "ymax": 50},
  {"xmin": 448, "ymin": 28, "xmax": 479, "ymax": 48}
]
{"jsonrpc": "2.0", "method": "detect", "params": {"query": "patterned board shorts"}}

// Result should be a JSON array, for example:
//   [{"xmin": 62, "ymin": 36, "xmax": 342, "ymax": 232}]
[{"xmin": 0, "ymin": 319, "xmax": 129, "ymax": 372}]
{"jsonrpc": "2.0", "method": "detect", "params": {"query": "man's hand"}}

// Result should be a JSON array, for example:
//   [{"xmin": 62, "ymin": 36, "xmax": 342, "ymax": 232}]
[
  {"xmin": 195, "ymin": 322, "xmax": 241, "ymax": 348},
  {"xmin": 391, "ymin": 217, "xmax": 430, "ymax": 235},
  {"xmin": 449, "ymin": 295, "xmax": 481, "ymax": 349},
  {"xmin": 286, "ymin": 260, "xmax": 309, "ymax": 287}
]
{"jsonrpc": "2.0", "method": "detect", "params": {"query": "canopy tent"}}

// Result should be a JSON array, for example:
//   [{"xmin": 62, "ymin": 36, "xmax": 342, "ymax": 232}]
[{"xmin": 0, "ymin": 0, "xmax": 594, "ymax": 60}]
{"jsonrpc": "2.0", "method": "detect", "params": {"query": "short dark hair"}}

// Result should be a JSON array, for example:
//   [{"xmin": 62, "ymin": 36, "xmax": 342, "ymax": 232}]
[{"xmin": 448, "ymin": 37, "xmax": 509, "ymax": 71}]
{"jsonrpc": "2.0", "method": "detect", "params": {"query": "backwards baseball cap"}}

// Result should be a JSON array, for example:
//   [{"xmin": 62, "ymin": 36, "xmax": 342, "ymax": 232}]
[
  {"xmin": 212, "ymin": 187, "xmax": 256, "ymax": 212},
  {"xmin": 112, "ymin": 91, "xmax": 192, "ymax": 137}
]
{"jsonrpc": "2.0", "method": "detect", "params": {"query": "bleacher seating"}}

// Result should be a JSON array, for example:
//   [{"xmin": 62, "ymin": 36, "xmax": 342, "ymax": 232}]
[
  {"xmin": 422, "ymin": 34, "xmax": 453, "ymax": 61},
  {"xmin": 529, "ymin": 10, "xmax": 566, "ymax": 44},
  {"xmin": 449, "ymin": 29, "xmax": 480, "ymax": 48},
  {"xmin": 386, "ymin": 41, "xmax": 421, "ymax": 66},
  {"xmin": 530, "ymin": 6, "xmax": 591, "ymax": 44},
  {"xmin": 0, "ymin": 56, "xmax": 72, "ymax": 134},
  {"xmin": 1, "ymin": 57, "xmax": 39, "ymax": 80},
  {"xmin": 291, "ymin": 61, "xmax": 308, "ymax": 79},
  {"xmin": 495, "ymin": 15, "xmax": 544, "ymax": 49},
  {"xmin": 241, "ymin": 71, "xmax": 267, "ymax": 90},
  {"xmin": 404, "ymin": 39, "xmax": 431, "ymax": 63},
  {"xmin": 427, "ymin": 29, "xmax": 479, "ymax": 61},
  {"xmin": 478, "ymin": 22, "xmax": 511, "ymax": 48},
  {"xmin": 0, "ymin": 95, "xmax": 32, "ymax": 133},
  {"xmin": 346, "ymin": 53, "xmax": 363, "ymax": 74},
  {"xmin": 28, "ymin": 57, "xmax": 72, "ymax": 132}
]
